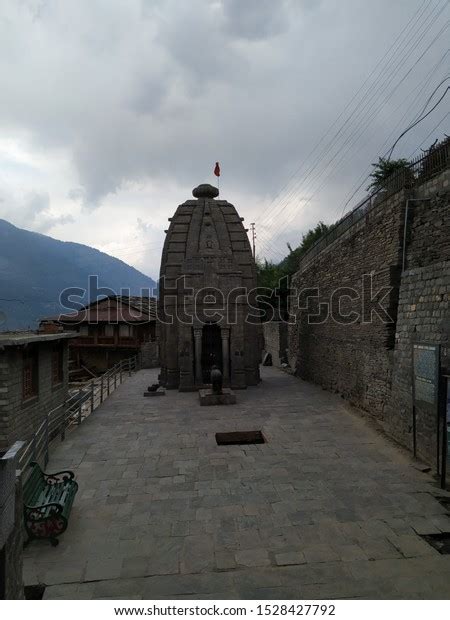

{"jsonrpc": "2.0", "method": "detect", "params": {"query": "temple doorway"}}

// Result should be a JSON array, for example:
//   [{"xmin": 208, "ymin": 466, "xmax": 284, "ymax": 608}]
[{"xmin": 201, "ymin": 323, "xmax": 222, "ymax": 383}]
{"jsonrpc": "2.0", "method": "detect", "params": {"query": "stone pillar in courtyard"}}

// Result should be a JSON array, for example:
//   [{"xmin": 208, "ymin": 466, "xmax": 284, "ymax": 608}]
[{"xmin": 158, "ymin": 183, "xmax": 261, "ymax": 390}]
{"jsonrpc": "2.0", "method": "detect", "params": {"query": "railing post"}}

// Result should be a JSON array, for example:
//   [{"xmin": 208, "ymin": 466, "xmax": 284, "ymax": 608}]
[
  {"xmin": 78, "ymin": 401, "xmax": 82, "ymax": 425},
  {"xmin": 107, "ymin": 373, "xmax": 110, "ymax": 396},
  {"xmin": 60, "ymin": 404, "xmax": 66, "ymax": 442},
  {"xmin": 101, "ymin": 375, "xmax": 104, "ymax": 403},
  {"xmin": 44, "ymin": 414, "xmax": 49, "ymax": 466},
  {"xmin": 31, "ymin": 434, "xmax": 37, "ymax": 462},
  {"xmin": 128, "ymin": 358, "xmax": 132, "ymax": 377},
  {"xmin": 90, "ymin": 381, "xmax": 95, "ymax": 413},
  {"xmin": 114, "ymin": 369, "xmax": 117, "ymax": 389},
  {"xmin": 120, "ymin": 362, "xmax": 123, "ymax": 384}
]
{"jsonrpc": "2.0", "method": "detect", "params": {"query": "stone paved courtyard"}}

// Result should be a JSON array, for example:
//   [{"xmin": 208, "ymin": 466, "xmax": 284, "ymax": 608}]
[{"xmin": 23, "ymin": 367, "xmax": 450, "ymax": 599}]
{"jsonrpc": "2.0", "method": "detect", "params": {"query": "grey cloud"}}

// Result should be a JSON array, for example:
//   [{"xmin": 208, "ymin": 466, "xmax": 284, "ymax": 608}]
[
  {"xmin": 0, "ymin": 0, "xmax": 448, "ymax": 259},
  {"xmin": 26, "ymin": 191, "xmax": 50, "ymax": 217},
  {"xmin": 0, "ymin": 189, "xmax": 74, "ymax": 232},
  {"xmin": 67, "ymin": 187, "xmax": 85, "ymax": 202},
  {"xmin": 222, "ymin": 0, "xmax": 291, "ymax": 40}
]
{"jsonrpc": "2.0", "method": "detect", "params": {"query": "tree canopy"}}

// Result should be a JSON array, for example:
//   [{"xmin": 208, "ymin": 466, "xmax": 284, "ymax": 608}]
[
  {"xmin": 367, "ymin": 157, "xmax": 410, "ymax": 193},
  {"xmin": 256, "ymin": 221, "xmax": 330, "ymax": 318}
]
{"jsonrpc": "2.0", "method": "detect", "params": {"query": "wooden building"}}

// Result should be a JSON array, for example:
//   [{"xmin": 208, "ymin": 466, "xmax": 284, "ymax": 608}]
[{"xmin": 42, "ymin": 296, "xmax": 158, "ymax": 374}]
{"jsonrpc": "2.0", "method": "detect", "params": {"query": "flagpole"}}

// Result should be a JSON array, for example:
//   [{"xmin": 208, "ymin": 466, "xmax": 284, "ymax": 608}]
[{"xmin": 214, "ymin": 161, "xmax": 220, "ymax": 193}]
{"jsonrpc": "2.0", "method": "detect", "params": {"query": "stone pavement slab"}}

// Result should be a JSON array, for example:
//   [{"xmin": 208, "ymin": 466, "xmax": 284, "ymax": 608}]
[{"xmin": 22, "ymin": 367, "xmax": 450, "ymax": 599}]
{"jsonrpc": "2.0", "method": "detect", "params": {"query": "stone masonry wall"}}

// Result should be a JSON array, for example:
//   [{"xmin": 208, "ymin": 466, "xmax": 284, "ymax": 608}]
[
  {"xmin": 262, "ymin": 322, "xmax": 288, "ymax": 367},
  {"xmin": 289, "ymin": 188, "xmax": 406, "ymax": 421},
  {"xmin": 0, "ymin": 341, "xmax": 69, "ymax": 451},
  {"xmin": 3, "ymin": 479, "xmax": 24, "ymax": 599},
  {"xmin": 385, "ymin": 172, "xmax": 450, "ymax": 464},
  {"xmin": 0, "ymin": 443, "xmax": 24, "ymax": 600},
  {"xmin": 140, "ymin": 341, "xmax": 160, "ymax": 369},
  {"xmin": 289, "ymin": 166, "xmax": 449, "ymax": 464},
  {"xmin": 0, "ymin": 360, "xmax": 8, "ymax": 453}
]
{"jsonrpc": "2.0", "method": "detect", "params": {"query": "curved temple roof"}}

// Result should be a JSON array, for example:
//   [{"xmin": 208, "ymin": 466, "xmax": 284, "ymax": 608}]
[{"xmin": 160, "ymin": 184, "xmax": 256, "ymax": 288}]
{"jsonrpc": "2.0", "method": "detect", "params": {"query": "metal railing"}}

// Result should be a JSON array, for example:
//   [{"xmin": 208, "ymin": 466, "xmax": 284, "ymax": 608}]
[
  {"xmin": 18, "ymin": 355, "xmax": 139, "ymax": 474},
  {"xmin": 297, "ymin": 137, "xmax": 450, "ymax": 271}
]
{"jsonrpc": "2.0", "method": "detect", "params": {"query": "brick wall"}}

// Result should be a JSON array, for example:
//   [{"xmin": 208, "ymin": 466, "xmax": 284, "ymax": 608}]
[
  {"xmin": 288, "ymin": 166, "xmax": 449, "ymax": 464},
  {"xmin": 0, "ymin": 341, "xmax": 70, "ymax": 451}
]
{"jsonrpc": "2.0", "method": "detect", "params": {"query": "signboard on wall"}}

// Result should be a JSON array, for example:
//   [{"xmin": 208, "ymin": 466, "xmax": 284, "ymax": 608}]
[
  {"xmin": 413, "ymin": 343, "xmax": 440, "ymax": 405},
  {"xmin": 412, "ymin": 343, "xmax": 441, "ymax": 469}
]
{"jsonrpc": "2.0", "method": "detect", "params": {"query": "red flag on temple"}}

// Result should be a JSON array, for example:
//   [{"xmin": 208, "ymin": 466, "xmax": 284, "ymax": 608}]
[{"xmin": 214, "ymin": 162, "xmax": 220, "ymax": 177}]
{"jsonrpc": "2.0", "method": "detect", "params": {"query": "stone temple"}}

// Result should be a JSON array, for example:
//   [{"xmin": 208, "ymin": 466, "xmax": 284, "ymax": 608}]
[{"xmin": 158, "ymin": 183, "xmax": 261, "ymax": 391}]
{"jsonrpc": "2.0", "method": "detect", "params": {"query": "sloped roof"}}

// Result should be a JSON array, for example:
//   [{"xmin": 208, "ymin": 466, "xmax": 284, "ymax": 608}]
[
  {"xmin": 50, "ymin": 296, "xmax": 157, "ymax": 323},
  {"xmin": 0, "ymin": 330, "xmax": 77, "ymax": 347}
]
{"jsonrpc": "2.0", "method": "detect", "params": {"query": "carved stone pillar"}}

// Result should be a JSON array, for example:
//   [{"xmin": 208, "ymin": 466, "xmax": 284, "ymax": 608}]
[
  {"xmin": 194, "ymin": 328, "xmax": 202, "ymax": 385},
  {"xmin": 221, "ymin": 328, "xmax": 230, "ymax": 383}
]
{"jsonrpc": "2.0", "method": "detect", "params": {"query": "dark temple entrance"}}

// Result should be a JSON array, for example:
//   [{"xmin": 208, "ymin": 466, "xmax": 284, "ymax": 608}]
[{"xmin": 202, "ymin": 323, "xmax": 222, "ymax": 383}]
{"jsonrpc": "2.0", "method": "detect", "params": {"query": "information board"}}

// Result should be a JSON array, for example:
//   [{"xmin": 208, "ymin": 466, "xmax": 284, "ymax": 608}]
[{"xmin": 413, "ymin": 343, "xmax": 439, "ymax": 405}]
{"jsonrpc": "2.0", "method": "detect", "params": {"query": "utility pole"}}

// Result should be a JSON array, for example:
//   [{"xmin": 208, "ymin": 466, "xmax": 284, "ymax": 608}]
[{"xmin": 250, "ymin": 222, "xmax": 256, "ymax": 259}]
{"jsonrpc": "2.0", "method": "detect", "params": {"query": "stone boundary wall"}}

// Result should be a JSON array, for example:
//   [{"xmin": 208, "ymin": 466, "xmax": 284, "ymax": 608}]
[
  {"xmin": 0, "ymin": 443, "xmax": 24, "ymax": 600},
  {"xmin": 289, "ymin": 188, "xmax": 406, "ymax": 420},
  {"xmin": 262, "ymin": 322, "xmax": 288, "ymax": 367},
  {"xmin": 385, "ymin": 172, "xmax": 450, "ymax": 463},
  {"xmin": 288, "ymin": 167, "xmax": 449, "ymax": 463}
]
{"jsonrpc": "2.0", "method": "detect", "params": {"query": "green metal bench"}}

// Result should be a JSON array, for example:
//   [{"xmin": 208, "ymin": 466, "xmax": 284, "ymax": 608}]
[{"xmin": 23, "ymin": 462, "xmax": 78, "ymax": 546}]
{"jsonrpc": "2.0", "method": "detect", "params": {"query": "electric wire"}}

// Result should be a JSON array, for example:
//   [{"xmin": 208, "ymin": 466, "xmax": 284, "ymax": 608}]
[{"xmin": 256, "ymin": 5, "xmax": 449, "ymax": 259}]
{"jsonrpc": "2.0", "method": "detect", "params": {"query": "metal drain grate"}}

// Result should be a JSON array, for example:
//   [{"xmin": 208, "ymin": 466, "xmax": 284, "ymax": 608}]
[
  {"xmin": 420, "ymin": 533, "xmax": 450, "ymax": 555},
  {"xmin": 215, "ymin": 431, "xmax": 265, "ymax": 445}
]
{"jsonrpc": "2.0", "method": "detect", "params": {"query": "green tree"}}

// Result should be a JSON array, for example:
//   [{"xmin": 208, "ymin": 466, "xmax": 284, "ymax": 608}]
[
  {"xmin": 278, "ymin": 221, "xmax": 330, "ymax": 277},
  {"xmin": 256, "ymin": 258, "xmax": 282, "ymax": 290},
  {"xmin": 256, "ymin": 221, "xmax": 331, "ymax": 319},
  {"xmin": 367, "ymin": 157, "xmax": 410, "ymax": 193}
]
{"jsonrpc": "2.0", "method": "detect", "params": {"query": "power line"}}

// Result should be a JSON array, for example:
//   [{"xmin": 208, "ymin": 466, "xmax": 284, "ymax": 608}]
[
  {"xmin": 386, "ymin": 83, "xmax": 450, "ymax": 159},
  {"xmin": 409, "ymin": 111, "xmax": 450, "ymax": 156},
  {"xmin": 256, "ymin": 0, "xmax": 443, "ymax": 237},
  {"xmin": 336, "ymin": 65, "xmax": 450, "ymax": 217},
  {"xmin": 253, "ymin": 0, "xmax": 433, "ymax": 231},
  {"xmin": 264, "ymin": 8, "xmax": 448, "ymax": 233},
  {"xmin": 336, "ymin": 59, "xmax": 450, "ymax": 213},
  {"xmin": 257, "ymin": 4, "xmax": 449, "ymax": 256}
]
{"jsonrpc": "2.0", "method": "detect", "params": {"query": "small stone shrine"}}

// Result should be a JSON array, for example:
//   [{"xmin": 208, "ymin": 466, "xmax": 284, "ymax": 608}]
[{"xmin": 158, "ymin": 183, "xmax": 261, "ymax": 391}]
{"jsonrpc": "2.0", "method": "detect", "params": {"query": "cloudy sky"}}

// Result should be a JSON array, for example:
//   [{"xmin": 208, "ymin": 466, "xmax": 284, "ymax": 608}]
[{"xmin": 0, "ymin": 0, "xmax": 448, "ymax": 277}]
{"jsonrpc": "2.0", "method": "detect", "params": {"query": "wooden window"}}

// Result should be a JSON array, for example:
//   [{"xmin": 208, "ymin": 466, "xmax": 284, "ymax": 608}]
[
  {"xmin": 52, "ymin": 344, "xmax": 64, "ymax": 385},
  {"xmin": 100, "ymin": 324, "xmax": 114, "ymax": 337},
  {"xmin": 119, "ymin": 324, "xmax": 134, "ymax": 338},
  {"xmin": 22, "ymin": 346, "xmax": 39, "ymax": 401},
  {"xmin": 79, "ymin": 325, "xmax": 89, "ymax": 336}
]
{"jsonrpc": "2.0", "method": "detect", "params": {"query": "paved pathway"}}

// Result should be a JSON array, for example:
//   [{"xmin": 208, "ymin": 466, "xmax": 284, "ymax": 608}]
[{"xmin": 23, "ymin": 367, "xmax": 450, "ymax": 599}]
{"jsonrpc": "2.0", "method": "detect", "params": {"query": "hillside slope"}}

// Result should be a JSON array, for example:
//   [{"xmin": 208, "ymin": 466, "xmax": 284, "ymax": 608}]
[{"xmin": 0, "ymin": 219, "xmax": 157, "ymax": 330}]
